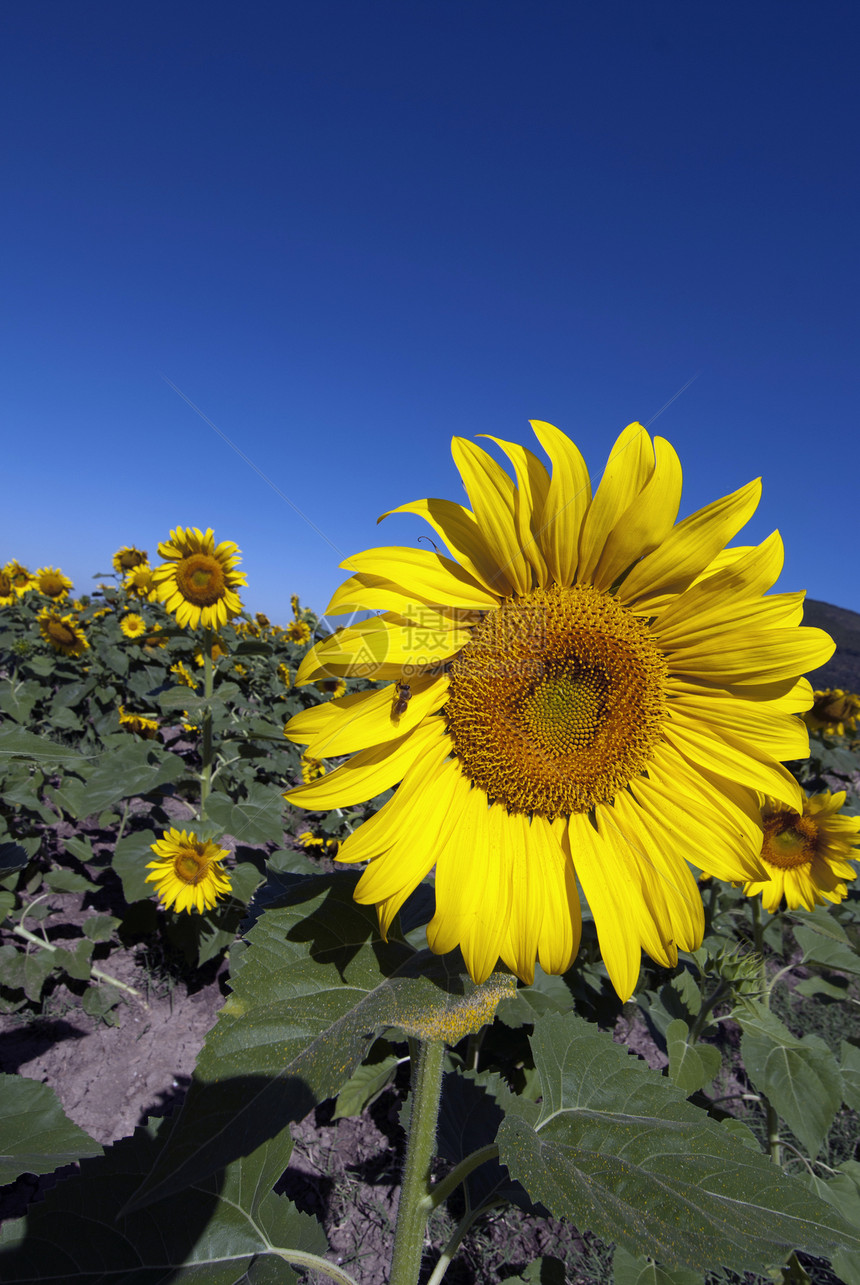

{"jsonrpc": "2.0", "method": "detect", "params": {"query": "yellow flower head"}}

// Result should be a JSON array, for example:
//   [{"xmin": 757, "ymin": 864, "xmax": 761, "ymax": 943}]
[
  {"xmin": 120, "ymin": 612, "xmax": 147, "ymax": 639},
  {"xmin": 146, "ymin": 828, "xmax": 232, "ymax": 913},
  {"xmin": 290, "ymin": 593, "xmax": 300, "ymax": 617},
  {"xmin": 5, "ymin": 561, "xmax": 35, "ymax": 596},
  {"xmin": 255, "ymin": 612, "xmax": 271, "ymax": 629},
  {"xmin": 113, "ymin": 546, "xmax": 149, "ymax": 574},
  {"xmin": 170, "ymin": 661, "xmax": 196, "ymax": 688},
  {"xmin": 278, "ymin": 663, "xmax": 292, "ymax": 687},
  {"xmin": 315, "ymin": 677, "xmax": 347, "ymax": 699},
  {"xmin": 152, "ymin": 527, "xmax": 246, "ymax": 630},
  {"xmin": 745, "ymin": 790, "xmax": 859, "ymax": 912},
  {"xmin": 0, "ymin": 569, "xmax": 14, "ymax": 606},
  {"xmin": 38, "ymin": 609, "xmax": 89, "ymax": 657},
  {"xmin": 297, "ymin": 829, "xmax": 338, "ymax": 851},
  {"xmin": 300, "ymin": 755, "xmax": 326, "ymax": 784},
  {"xmin": 284, "ymin": 419, "xmax": 835, "ymax": 999},
  {"xmin": 287, "ymin": 619, "xmax": 311, "ymax": 645},
  {"xmin": 803, "ymin": 688, "xmax": 860, "ymax": 737},
  {"xmin": 118, "ymin": 705, "xmax": 159, "ymax": 738},
  {"xmin": 35, "ymin": 567, "xmax": 73, "ymax": 601},
  {"xmin": 124, "ymin": 563, "xmax": 158, "ymax": 601}
]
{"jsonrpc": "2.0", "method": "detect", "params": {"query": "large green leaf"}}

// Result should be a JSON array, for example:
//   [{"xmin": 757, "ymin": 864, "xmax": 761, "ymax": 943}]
[
  {"xmin": 665, "ymin": 1020, "xmax": 721, "ymax": 1095},
  {"xmin": 50, "ymin": 742, "xmax": 185, "ymax": 818},
  {"xmin": 840, "ymin": 1040, "xmax": 860, "ymax": 1111},
  {"xmin": 205, "ymin": 783, "xmax": 287, "ymax": 844},
  {"xmin": 738, "ymin": 1002, "xmax": 843, "ymax": 1157},
  {"xmin": 127, "ymin": 872, "xmax": 514, "ymax": 1212},
  {"xmin": 0, "ymin": 1073, "xmax": 101, "ymax": 1185},
  {"xmin": 496, "ymin": 1012, "xmax": 858, "ymax": 1275},
  {"xmin": 792, "ymin": 923, "xmax": 860, "ymax": 976},
  {"xmin": 0, "ymin": 727, "xmax": 89, "ymax": 770},
  {"xmin": 0, "ymin": 1114, "xmax": 324, "ymax": 1283}
]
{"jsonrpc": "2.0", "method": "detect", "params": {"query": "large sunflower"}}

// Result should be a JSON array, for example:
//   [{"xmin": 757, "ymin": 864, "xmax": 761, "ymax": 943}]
[
  {"xmin": 38, "ymin": 609, "xmax": 89, "ymax": 657},
  {"xmin": 35, "ymin": 566, "xmax": 73, "ymax": 601},
  {"xmin": 152, "ymin": 527, "xmax": 246, "ymax": 629},
  {"xmin": 284, "ymin": 421, "xmax": 834, "ymax": 999},
  {"xmin": 744, "ymin": 789, "xmax": 859, "ymax": 911},
  {"xmin": 146, "ymin": 828, "xmax": 232, "ymax": 913}
]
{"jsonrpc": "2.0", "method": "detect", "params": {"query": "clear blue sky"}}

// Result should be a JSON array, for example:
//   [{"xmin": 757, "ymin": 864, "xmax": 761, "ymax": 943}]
[{"xmin": 3, "ymin": 1, "xmax": 858, "ymax": 623}]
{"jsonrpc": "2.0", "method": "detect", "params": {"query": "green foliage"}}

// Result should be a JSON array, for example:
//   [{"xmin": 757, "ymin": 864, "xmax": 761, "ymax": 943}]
[{"xmin": 0, "ymin": 1073, "xmax": 102, "ymax": 1185}]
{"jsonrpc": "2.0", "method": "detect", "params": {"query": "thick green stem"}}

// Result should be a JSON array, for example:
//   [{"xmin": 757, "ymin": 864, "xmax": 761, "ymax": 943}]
[
  {"xmin": 200, "ymin": 628, "xmax": 214, "ymax": 819},
  {"xmin": 750, "ymin": 898, "xmax": 781, "ymax": 1164},
  {"xmin": 389, "ymin": 1039, "xmax": 446, "ymax": 1285},
  {"xmin": 12, "ymin": 924, "xmax": 144, "ymax": 999}
]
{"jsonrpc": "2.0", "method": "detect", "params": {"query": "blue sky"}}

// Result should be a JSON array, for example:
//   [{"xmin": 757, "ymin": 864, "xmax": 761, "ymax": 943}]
[{"xmin": 3, "ymin": 1, "xmax": 858, "ymax": 623}]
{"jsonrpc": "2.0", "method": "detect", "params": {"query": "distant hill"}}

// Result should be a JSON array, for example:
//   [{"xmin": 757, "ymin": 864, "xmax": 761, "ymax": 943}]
[{"xmin": 803, "ymin": 599, "xmax": 860, "ymax": 693}]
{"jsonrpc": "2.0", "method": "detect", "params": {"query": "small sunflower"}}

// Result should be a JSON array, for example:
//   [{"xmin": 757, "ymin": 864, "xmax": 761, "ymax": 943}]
[
  {"xmin": 120, "ymin": 612, "xmax": 147, "ymax": 639},
  {"xmin": 803, "ymin": 688, "xmax": 860, "ymax": 737},
  {"xmin": 194, "ymin": 639, "xmax": 228, "ymax": 665},
  {"xmin": 143, "ymin": 626, "xmax": 169, "ymax": 649},
  {"xmin": 285, "ymin": 419, "xmax": 834, "ymax": 999},
  {"xmin": 38, "ymin": 609, "xmax": 89, "ymax": 657},
  {"xmin": 118, "ymin": 705, "xmax": 160, "ymax": 738},
  {"xmin": 0, "ymin": 570, "xmax": 14, "ymax": 606},
  {"xmin": 113, "ymin": 545, "xmax": 149, "ymax": 574},
  {"xmin": 35, "ymin": 567, "xmax": 73, "ymax": 601},
  {"xmin": 255, "ymin": 612, "xmax": 271, "ymax": 629},
  {"xmin": 297, "ymin": 829, "xmax": 338, "ymax": 851},
  {"xmin": 300, "ymin": 755, "xmax": 326, "ymax": 784},
  {"xmin": 170, "ymin": 661, "xmax": 197, "ymax": 688},
  {"xmin": 287, "ymin": 619, "xmax": 312, "ymax": 645},
  {"xmin": 315, "ymin": 677, "xmax": 347, "ymax": 699},
  {"xmin": 744, "ymin": 790, "xmax": 859, "ymax": 912},
  {"xmin": 146, "ymin": 828, "xmax": 232, "ymax": 913},
  {"xmin": 153, "ymin": 527, "xmax": 246, "ymax": 629},
  {"xmin": 5, "ymin": 561, "xmax": 35, "ymax": 596},
  {"xmin": 124, "ymin": 563, "xmax": 158, "ymax": 601}
]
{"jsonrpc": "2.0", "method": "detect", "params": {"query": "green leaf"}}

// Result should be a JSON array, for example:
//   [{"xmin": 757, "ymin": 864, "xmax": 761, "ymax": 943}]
[
  {"xmin": 333, "ymin": 1050, "xmax": 399, "ymax": 1119},
  {"xmin": 0, "ymin": 1073, "xmax": 101, "ymax": 1185},
  {"xmin": 82, "ymin": 914, "xmax": 121, "ymax": 943},
  {"xmin": 665, "ymin": 1020, "xmax": 721, "ymax": 1094},
  {"xmin": 795, "ymin": 975, "xmax": 850, "ymax": 999},
  {"xmin": 22, "ymin": 949, "xmax": 56, "ymax": 1002},
  {"xmin": 112, "ymin": 829, "xmax": 160, "ymax": 903},
  {"xmin": 500, "ymin": 1257, "xmax": 566, "ymax": 1284},
  {"xmin": 53, "ymin": 940, "xmax": 94, "ymax": 981},
  {"xmin": 613, "ymin": 1246, "xmax": 704, "ymax": 1285},
  {"xmin": 204, "ymin": 784, "xmax": 287, "ymax": 844},
  {"xmin": 126, "ymin": 872, "xmax": 515, "ymax": 1211},
  {"xmin": 495, "ymin": 1012, "xmax": 859, "ymax": 1275},
  {"xmin": 0, "ymin": 727, "xmax": 88, "ymax": 771},
  {"xmin": 812, "ymin": 1163, "xmax": 860, "ymax": 1285},
  {"xmin": 496, "ymin": 968, "xmax": 576, "ymax": 1026},
  {"xmin": 43, "ymin": 869, "xmax": 99, "ymax": 894},
  {"xmin": 793, "ymin": 923, "xmax": 860, "ymax": 976},
  {"xmin": 159, "ymin": 681, "xmax": 241, "ymax": 713},
  {"xmin": 0, "ymin": 1113, "xmax": 325, "ymax": 1283},
  {"xmin": 738, "ymin": 1002, "xmax": 843, "ymax": 1157},
  {"xmin": 81, "ymin": 986, "xmax": 121, "ymax": 1024},
  {"xmin": 60, "ymin": 836, "xmax": 95, "ymax": 864},
  {"xmin": 0, "ymin": 843, "xmax": 30, "ymax": 875},
  {"xmin": 840, "ymin": 1041, "xmax": 860, "ymax": 1111}
]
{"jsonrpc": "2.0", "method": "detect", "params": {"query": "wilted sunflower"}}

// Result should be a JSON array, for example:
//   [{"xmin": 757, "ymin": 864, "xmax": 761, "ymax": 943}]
[
  {"xmin": 803, "ymin": 688, "xmax": 860, "ymax": 737},
  {"xmin": 119, "ymin": 612, "xmax": 147, "ymax": 639},
  {"xmin": 744, "ymin": 790, "xmax": 859, "ymax": 912},
  {"xmin": 35, "ymin": 566, "xmax": 73, "ymax": 601},
  {"xmin": 124, "ymin": 563, "xmax": 158, "ymax": 601},
  {"xmin": 0, "ymin": 570, "xmax": 14, "ymax": 606},
  {"xmin": 146, "ymin": 828, "xmax": 232, "ymax": 913},
  {"xmin": 284, "ymin": 420, "xmax": 834, "ymax": 999},
  {"xmin": 5, "ymin": 561, "xmax": 35, "ymax": 596},
  {"xmin": 118, "ymin": 705, "xmax": 159, "ymax": 738},
  {"xmin": 153, "ymin": 527, "xmax": 246, "ymax": 629},
  {"xmin": 38, "ymin": 609, "xmax": 89, "ymax": 657},
  {"xmin": 113, "ymin": 545, "xmax": 149, "ymax": 573}
]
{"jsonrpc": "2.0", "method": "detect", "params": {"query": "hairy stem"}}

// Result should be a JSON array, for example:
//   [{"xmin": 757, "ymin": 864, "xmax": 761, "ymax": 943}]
[{"xmin": 389, "ymin": 1038, "xmax": 446, "ymax": 1285}]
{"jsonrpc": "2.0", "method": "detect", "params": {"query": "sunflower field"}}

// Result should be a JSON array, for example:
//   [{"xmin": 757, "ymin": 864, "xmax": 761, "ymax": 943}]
[{"xmin": 1, "ymin": 423, "xmax": 860, "ymax": 1285}]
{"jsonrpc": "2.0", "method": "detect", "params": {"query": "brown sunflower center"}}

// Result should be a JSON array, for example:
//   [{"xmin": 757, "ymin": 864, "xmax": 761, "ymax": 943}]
[
  {"xmin": 119, "ymin": 549, "xmax": 147, "ymax": 570},
  {"xmin": 0, "ymin": 573, "xmax": 11, "ymax": 596},
  {"xmin": 445, "ymin": 584, "xmax": 667, "ymax": 819},
  {"xmin": 40, "ymin": 574, "xmax": 66, "ymax": 598},
  {"xmin": 173, "ymin": 846, "xmax": 212, "ymax": 885},
  {"xmin": 11, "ymin": 570, "xmax": 30, "ymax": 588},
  {"xmin": 48, "ymin": 621, "xmax": 77, "ymax": 647},
  {"xmin": 175, "ymin": 554, "xmax": 226, "ymax": 606},
  {"xmin": 761, "ymin": 811, "xmax": 819, "ymax": 870}
]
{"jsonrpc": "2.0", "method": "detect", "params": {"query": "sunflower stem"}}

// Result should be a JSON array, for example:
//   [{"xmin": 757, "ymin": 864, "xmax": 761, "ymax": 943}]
[
  {"xmin": 200, "ymin": 628, "xmax": 214, "ymax": 819},
  {"xmin": 11, "ymin": 924, "xmax": 144, "ymax": 999},
  {"xmin": 389, "ymin": 1037, "xmax": 446, "ymax": 1285}
]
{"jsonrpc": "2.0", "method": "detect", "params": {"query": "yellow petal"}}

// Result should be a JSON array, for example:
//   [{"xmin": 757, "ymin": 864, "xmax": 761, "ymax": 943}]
[
  {"xmin": 529, "ymin": 420, "xmax": 592, "ymax": 587},
  {"xmin": 284, "ymin": 718, "xmax": 445, "ymax": 809},
  {"xmin": 667, "ymin": 625, "xmax": 835, "ymax": 687},
  {"xmin": 480, "ymin": 436, "xmax": 550, "ymax": 586},
  {"xmin": 662, "ymin": 715, "xmax": 802, "ymax": 812},
  {"xmin": 619, "ymin": 477, "xmax": 762, "ymax": 610},
  {"xmin": 380, "ymin": 497, "xmax": 507, "ymax": 598},
  {"xmin": 578, "ymin": 423, "xmax": 655, "ymax": 585},
  {"xmin": 451, "ymin": 437, "xmax": 529, "ymax": 596},
  {"xmin": 295, "ymin": 615, "xmax": 471, "ymax": 684},
  {"xmin": 340, "ymin": 546, "xmax": 499, "ymax": 610},
  {"xmin": 566, "ymin": 811, "xmax": 642, "ymax": 1001},
  {"xmin": 285, "ymin": 674, "xmax": 449, "ymax": 757},
  {"xmin": 591, "ymin": 436, "xmax": 683, "ymax": 592},
  {"xmin": 666, "ymin": 689, "xmax": 809, "ymax": 762}
]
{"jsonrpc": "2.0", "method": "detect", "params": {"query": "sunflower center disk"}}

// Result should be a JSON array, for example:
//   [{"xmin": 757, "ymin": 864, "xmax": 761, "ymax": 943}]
[
  {"xmin": 175, "ymin": 850, "xmax": 208, "ymax": 884},
  {"xmin": 50, "ymin": 623, "xmax": 76, "ymax": 647},
  {"xmin": 446, "ymin": 585, "xmax": 667, "ymax": 819},
  {"xmin": 176, "ymin": 554, "xmax": 226, "ymax": 606},
  {"xmin": 762, "ymin": 812, "xmax": 818, "ymax": 869}
]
